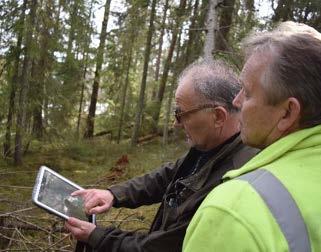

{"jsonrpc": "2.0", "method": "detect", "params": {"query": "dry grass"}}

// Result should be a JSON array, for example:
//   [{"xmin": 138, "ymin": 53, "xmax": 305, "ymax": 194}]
[{"xmin": 0, "ymin": 136, "xmax": 186, "ymax": 250}]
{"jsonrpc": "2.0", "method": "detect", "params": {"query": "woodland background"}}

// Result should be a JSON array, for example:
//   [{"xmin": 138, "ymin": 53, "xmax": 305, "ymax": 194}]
[{"xmin": 0, "ymin": 0, "xmax": 320, "ymax": 251}]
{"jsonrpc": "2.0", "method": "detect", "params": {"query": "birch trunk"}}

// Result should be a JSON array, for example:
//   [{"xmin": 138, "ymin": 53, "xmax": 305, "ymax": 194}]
[{"xmin": 203, "ymin": 0, "xmax": 220, "ymax": 59}]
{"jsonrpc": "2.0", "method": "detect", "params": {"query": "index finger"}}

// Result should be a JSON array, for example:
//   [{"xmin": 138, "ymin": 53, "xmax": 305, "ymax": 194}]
[{"xmin": 71, "ymin": 189, "xmax": 87, "ymax": 197}]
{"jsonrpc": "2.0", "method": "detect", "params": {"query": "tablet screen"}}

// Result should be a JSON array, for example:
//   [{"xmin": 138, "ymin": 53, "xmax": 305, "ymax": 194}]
[{"xmin": 33, "ymin": 166, "xmax": 88, "ymax": 221}]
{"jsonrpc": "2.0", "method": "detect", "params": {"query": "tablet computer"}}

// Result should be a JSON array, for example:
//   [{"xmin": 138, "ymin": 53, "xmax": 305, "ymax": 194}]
[{"xmin": 32, "ymin": 166, "xmax": 90, "ymax": 221}]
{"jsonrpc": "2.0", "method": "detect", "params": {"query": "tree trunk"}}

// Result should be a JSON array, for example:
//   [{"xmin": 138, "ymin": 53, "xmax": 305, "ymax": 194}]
[
  {"xmin": 84, "ymin": 0, "xmax": 111, "ymax": 138},
  {"xmin": 32, "ymin": 1, "xmax": 54, "ymax": 139},
  {"xmin": 66, "ymin": 0, "xmax": 78, "ymax": 60},
  {"xmin": 76, "ymin": 0, "xmax": 94, "ymax": 138},
  {"xmin": 151, "ymin": 0, "xmax": 169, "ymax": 100},
  {"xmin": 117, "ymin": 49, "xmax": 133, "ymax": 143},
  {"xmin": 272, "ymin": 0, "xmax": 294, "ymax": 22},
  {"xmin": 31, "ymin": 58, "xmax": 44, "ymax": 139},
  {"xmin": 76, "ymin": 61, "xmax": 87, "ymax": 138},
  {"xmin": 203, "ymin": 0, "xmax": 220, "ymax": 59},
  {"xmin": 14, "ymin": 0, "xmax": 38, "ymax": 165},
  {"xmin": 3, "ymin": 0, "xmax": 27, "ymax": 158},
  {"xmin": 4, "ymin": 84, "xmax": 16, "ymax": 158},
  {"xmin": 216, "ymin": 0, "xmax": 236, "ymax": 52},
  {"xmin": 184, "ymin": 0, "xmax": 200, "ymax": 65},
  {"xmin": 163, "ymin": 29, "xmax": 182, "ymax": 145},
  {"xmin": 151, "ymin": 0, "xmax": 187, "ymax": 133},
  {"xmin": 59, "ymin": 0, "xmax": 82, "ymax": 121},
  {"xmin": 131, "ymin": 0, "xmax": 157, "ymax": 146}
]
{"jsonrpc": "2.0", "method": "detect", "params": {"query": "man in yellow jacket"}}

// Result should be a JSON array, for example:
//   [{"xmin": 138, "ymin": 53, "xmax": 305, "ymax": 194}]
[{"xmin": 183, "ymin": 22, "xmax": 321, "ymax": 252}]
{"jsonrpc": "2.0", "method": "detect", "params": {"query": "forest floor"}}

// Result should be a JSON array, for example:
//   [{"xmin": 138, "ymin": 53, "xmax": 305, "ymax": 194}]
[{"xmin": 0, "ymin": 135, "xmax": 187, "ymax": 251}]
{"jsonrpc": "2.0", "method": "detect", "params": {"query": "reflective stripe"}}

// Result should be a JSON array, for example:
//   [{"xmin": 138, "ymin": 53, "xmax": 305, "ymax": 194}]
[{"xmin": 237, "ymin": 169, "xmax": 311, "ymax": 252}]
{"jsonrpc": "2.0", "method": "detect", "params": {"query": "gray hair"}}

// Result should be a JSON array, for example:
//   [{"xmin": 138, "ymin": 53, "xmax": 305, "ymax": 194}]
[
  {"xmin": 178, "ymin": 59, "xmax": 240, "ymax": 113},
  {"xmin": 242, "ymin": 22, "xmax": 321, "ymax": 128}
]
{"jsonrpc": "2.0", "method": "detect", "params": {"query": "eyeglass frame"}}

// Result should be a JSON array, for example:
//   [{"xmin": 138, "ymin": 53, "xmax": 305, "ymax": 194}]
[{"xmin": 174, "ymin": 104, "xmax": 218, "ymax": 123}]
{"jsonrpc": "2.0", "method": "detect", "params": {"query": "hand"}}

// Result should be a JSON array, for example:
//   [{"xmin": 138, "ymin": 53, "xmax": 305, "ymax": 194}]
[
  {"xmin": 72, "ymin": 189, "xmax": 114, "ymax": 215},
  {"xmin": 65, "ymin": 217, "xmax": 96, "ymax": 242}
]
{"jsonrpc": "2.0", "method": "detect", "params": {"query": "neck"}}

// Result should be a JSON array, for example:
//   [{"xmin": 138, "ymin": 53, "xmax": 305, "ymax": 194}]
[
  {"xmin": 200, "ymin": 128, "xmax": 240, "ymax": 152},
  {"xmin": 198, "ymin": 131, "xmax": 239, "ymax": 152},
  {"xmin": 218, "ymin": 114, "xmax": 240, "ymax": 145}
]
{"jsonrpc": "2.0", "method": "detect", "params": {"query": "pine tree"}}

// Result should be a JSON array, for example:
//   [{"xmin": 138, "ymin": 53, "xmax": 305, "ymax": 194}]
[
  {"xmin": 3, "ymin": 0, "xmax": 27, "ymax": 157},
  {"xmin": 84, "ymin": 0, "xmax": 111, "ymax": 138},
  {"xmin": 131, "ymin": 0, "xmax": 157, "ymax": 145},
  {"xmin": 14, "ymin": 0, "xmax": 38, "ymax": 165},
  {"xmin": 151, "ymin": 0, "xmax": 187, "ymax": 132}
]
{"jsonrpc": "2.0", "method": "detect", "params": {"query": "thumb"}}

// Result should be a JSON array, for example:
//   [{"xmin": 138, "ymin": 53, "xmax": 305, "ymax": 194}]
[
  {"xmin": 90, "ymin": 205, "xmax": 108, "ymax": 214},
  {"xmin": 67, "ymin": 217, "xmax": 81, "ymax": 226}
]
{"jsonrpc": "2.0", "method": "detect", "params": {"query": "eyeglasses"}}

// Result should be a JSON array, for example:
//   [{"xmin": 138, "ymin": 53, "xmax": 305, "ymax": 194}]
[{"xmin": 174, "ymin": 104, "xmax": 218, "ymax": 123}]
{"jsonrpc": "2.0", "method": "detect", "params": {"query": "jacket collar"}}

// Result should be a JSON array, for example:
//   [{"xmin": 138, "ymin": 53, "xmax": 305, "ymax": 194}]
[
  {"xmin": 179, "ymin": 134, "xmax": 244, "ymax": 192},
  {"xmin": 223, "ymin": 124, "xmax": 321, "ymax": 180}
]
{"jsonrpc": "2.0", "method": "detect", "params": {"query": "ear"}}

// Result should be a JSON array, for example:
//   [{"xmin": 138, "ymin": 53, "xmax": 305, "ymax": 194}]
[
  {"xmin": 212, "ymin": 106, "xmax": 228, "ymax": 128},
  {"xmin": 277, "ymin": 97, "xmax": 301, "ymax": 132}
]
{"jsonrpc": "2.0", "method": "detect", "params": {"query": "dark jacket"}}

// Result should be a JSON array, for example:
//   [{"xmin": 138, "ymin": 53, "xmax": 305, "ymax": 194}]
[{"xmin": 87, "ymin": 135, "xmax": 257, "ymax": 252}]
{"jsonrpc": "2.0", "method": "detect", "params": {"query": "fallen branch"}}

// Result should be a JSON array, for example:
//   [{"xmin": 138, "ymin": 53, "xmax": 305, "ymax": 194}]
[
  {"xmin": 0, "ymin": 207, "xmax": 35, "ymax": 217},
  {"xmin": 41, "ymin": 233, "xmax": 71, "ymax": 252},
  {"xmin": 137, "ymin": 133, "xmax": 160, "ymax": 144},
  {"xmin": 7, "ymin": 215, "xmax": 53, "ymax": 235}
]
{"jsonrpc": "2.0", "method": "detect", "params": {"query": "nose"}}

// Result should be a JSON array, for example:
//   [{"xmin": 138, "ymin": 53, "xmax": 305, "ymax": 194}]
[{"xmin": 233, "ymin": 89, "xmax": 243, "ymax": 109}]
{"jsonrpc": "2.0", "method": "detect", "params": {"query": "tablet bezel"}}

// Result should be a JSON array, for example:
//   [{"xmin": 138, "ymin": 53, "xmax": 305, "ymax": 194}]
[{"xmin": 32, "ymin": 166, "xmax": 85, "ymax": 220}]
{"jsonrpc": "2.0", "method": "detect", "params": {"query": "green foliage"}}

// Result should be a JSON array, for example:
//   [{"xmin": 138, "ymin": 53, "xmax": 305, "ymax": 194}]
[{"xmin": 0, "ymin": 0, "xmax": 320, "ymax": 164}]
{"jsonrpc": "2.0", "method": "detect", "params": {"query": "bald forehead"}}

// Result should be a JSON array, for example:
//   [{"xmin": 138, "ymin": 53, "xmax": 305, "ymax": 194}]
[
  {"xmin": 178, "ymin": 65, "xmax": 212, "ymax": 85},
  {"xmin": 176, "ymin": 65, "xmax": 211, "ymax": 96},
  {"xmin": 176, "ymin": 76, "xmax": 196, "ymax": 95},
  {"xmin": 175, "ymin": 75, "xmax": 202, "ymax": 104}
]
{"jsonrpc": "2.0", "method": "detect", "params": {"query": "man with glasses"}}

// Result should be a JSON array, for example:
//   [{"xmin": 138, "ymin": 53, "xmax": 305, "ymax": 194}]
[{"xmin": 65, "ymin": 59, "xmax": 257, "ymax": 252}]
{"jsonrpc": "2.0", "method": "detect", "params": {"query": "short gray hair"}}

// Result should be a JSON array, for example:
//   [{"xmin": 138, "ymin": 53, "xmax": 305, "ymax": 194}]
[
  {"xmin": 242, "ymin": 22, "xmax": 321, "ymax": 128},
  {"xmin": 178, "ymin": 59, "xmax": 240, "ymax": 113}
]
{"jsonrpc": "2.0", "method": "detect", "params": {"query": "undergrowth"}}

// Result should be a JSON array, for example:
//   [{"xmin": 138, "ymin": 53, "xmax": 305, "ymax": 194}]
[{"xmin": 0, "ymin": 136, "xmax": 187, "ymax": 250}]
